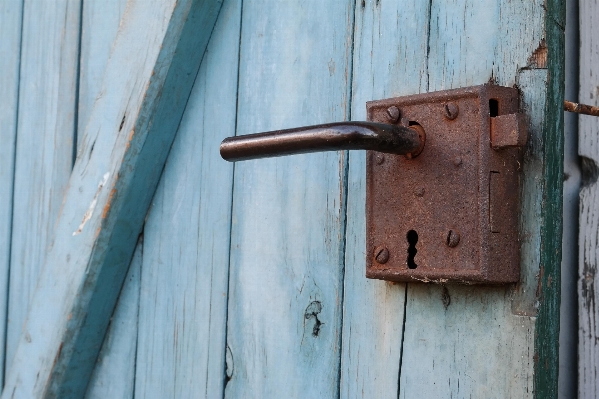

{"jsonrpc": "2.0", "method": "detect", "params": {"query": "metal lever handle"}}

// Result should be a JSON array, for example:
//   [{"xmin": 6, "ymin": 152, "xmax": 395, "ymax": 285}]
[{"xmin": 220, "ymin": 122, "xmax": 422, "ymax": 162}]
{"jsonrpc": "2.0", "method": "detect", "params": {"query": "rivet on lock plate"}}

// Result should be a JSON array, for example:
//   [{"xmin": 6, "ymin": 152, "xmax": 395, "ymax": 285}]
[{"xmin": 366, "ymin": 85, "xmax": 526, "ymax": 284}]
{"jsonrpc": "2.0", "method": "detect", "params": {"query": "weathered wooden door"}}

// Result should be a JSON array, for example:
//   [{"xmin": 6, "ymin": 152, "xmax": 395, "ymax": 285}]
[{"xmin": 1, "ymin": 0, "xmax": 564, "ymax": 398}]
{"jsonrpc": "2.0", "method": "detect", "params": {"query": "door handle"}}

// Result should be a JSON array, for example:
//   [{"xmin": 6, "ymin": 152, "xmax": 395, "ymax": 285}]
[
  {"xmin": 219, "ymin": 84, "xmax": 527, "ymax": 285},
  {"xmin": 220, "ymin": 121, "xmax": 424, "ymax": 162}
]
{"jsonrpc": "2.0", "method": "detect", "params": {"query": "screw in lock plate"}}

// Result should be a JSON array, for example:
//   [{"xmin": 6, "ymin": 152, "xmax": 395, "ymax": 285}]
[
  {"xmin": 386, "ymin": 106, "xmax": 400, "ymax": 123},
  {"xmin": 446, "ymin": 230, "xmax": 460, "ymax": 248},
  {"xmin": 444, "ymin": 102, "xmax": 459, "ymax": 120},
  {"xmin": 374, "ymin": 246, "xmax": 390, "ymax": 264}
]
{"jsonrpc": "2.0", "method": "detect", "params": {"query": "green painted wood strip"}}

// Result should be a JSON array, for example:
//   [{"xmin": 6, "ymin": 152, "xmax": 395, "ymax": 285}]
[
  {"xmin": 5, "ymin": 0, "xmax": 82, "ymax": 373},
  {"xmin": 578, "ymin": 0, "xmax": 599, "ymax": 395},
  {"xmin": 535, "ymin": 0, "xmax": 565, "ymax": 397},
  {"xmin": 0, "ymin": 0, "xmax": 24, "ymax": 387},
  {"xmin": 340, "ymin": 1, "xmax": 429, "ymax": 397},
  {"xmin": 84, "ymin": 240, "xmax": 141, "ymax": 399},
  {"xmin": 1, "ymin": 0, "xmax": 223, "ymax": 397},
  {"xmin": 224, "ymin": 1, "xmax": 353, "ymax": 397},
  {"xmin": 132, "ymin": 1, "xmax": 240, "ymax": 396}
]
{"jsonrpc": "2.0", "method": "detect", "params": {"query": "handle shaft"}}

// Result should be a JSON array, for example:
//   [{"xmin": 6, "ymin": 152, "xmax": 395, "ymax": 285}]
[{"xmin": 220, "ymin": 122, "xmax": 422, "ymax": 162}]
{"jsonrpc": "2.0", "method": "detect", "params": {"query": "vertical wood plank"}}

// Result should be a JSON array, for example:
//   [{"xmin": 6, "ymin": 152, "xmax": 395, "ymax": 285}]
[
  {"xmin": 0, "ymin": 0, "xmax": 24, "ymax": 387},
  {"xmin": 224, "ymin": 1, "xmax": 353, "ymax": 397},
  {"xmin": 398, "ymin": 0, "xmax": 559, "ymax": 395},
  {"xmin": 340, "ymin": 2, "xmax": 429, "ymax": 398},
  {"xmin": 342, "ymin": 0, "xmax": 562, "ymax": 398},
  {"xmin": 133, "ymin": 1, "xmax": 239, "ymax": 397},
  {"xmin": 84, "ymin": 241, "xmax": 142, "ymax": 399},
  {"xmin": 1, "ymin": 0, "xmax": 223, "ymax": 397},
  {"xmin": 394, "ymin": 68, "xmax": 544, "ymax": 399},
  {"xmin": 578, "ymin": 0, "xmax": 599, "ymax": 397},
  {"xmin": 76, "ymin": 0, "xmax": 132, "ymax": 395},
  {"xmin": 77, "ymin": 0, "xmax": 128, "ymax": 142},
  {"xmin": 6, "ymin": 0, "xmax": 82, "ymax": 371},
  {"xmin": 534, "ymin": 0, "xmax": 564, "ymax": 396}
]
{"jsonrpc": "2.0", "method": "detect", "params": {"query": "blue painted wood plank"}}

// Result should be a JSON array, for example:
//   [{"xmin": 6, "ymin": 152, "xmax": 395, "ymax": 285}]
[
  {"xmin": 84, "ymin": 241, "xmax": 141, "ymax": 399},
  {"xmin": 343, "ymin": 0, "xmax": 557, "ymax": 398},
  {"xmin": 0, "ymin": 0, "xmax": 24, "ymax": 387},
  {"xmin": 340, "ymin": 1, "xmax": 429, "ymax": 398},
  {"xmin": 1, "ymin": 0, "xmax": 223, "ymax": 397},
  {"xmin": 5, "ymin": 0, "xmax": 82, "ymax": 373},
  {"xmin": 77, "ymin": 0, "xmax": 128, "ymax": 143},
  {"xmin": 395, "ymin": 1, "xmax": 550, "ymax": 397},
  {"xmin": 224, "ymin": 1, "xmax": 353, "ymax": 397},
  {"xmin": 133, "ymin": 0, "xmax": 240, "ymax": 397},
  {"xmin": 400, "ymin": 0, "xmax": 545, "ymax": 393},
  {"xmin": 76, "ymin": 0, "xmax": 134, "ymax": 395}
]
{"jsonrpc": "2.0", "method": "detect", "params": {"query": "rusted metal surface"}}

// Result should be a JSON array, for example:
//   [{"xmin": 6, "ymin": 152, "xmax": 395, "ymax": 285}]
[
  {"xmin": 564, "ymin": 100, "xmax": 599, "ymax": 117},
  {"xmin": 220, "ymin": 122, "xmax": 421, "ymax": 161},
  {"xmin": 366, "ymin": 84, "xmax": 526, "ymax": 284},
  {"xmin": 491, "ymin": 113, "xmax": 528, "ymax": 149}
]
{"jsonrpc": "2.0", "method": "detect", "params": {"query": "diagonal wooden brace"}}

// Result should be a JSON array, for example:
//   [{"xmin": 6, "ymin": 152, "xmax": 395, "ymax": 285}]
[{"xmin": 1, "ymin": 0, "xmax": 223, "ymax": 397}]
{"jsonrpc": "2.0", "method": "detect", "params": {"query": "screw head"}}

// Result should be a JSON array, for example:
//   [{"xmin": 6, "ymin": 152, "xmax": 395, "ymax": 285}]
[
  {"xmin": 444, "ymin": 102, "xmax": 459, "ymax": 120},
  {"xmin": 375, "ymin": 153, "xmax": 385, "ymax": 165},
  {"xmin": 453, "ymin": 156, "xmax": 462, "ymax": 167},
  {"xmin": 446, "ymin": 230, "xmax": 460, "ymax": 248},
  {"xmin": 414, "ymin": 187, "xmax": 425, "ymax": 197},
  {"xmin": 386, "ymin": 106, "xmax": 400, "ymax": 123},
  {"xmin": 374, "ymin": 246, "xmax": 390, "ymax": 264}
]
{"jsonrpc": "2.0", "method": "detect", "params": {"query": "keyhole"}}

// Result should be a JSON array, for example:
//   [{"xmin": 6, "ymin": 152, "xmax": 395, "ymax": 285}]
[{"xmin": 407, "ymin": 230, "xmax": 418, "ymax": 269}]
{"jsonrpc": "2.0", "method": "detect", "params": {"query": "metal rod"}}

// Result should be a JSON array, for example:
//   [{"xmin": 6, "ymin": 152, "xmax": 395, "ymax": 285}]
[
  {"xmin": 220, "ymin": 122, "xmax": 422, "ymax": 162},
  {"xmin": 564, "ymin": 100, "xmax": 599, "ymax": 117}
]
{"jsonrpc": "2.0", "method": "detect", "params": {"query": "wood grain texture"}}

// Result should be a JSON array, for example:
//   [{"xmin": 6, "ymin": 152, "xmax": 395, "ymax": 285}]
[
  {"xmin": 0, "ymin": 0, "xmax": 23, "ymax": 387},
  {"xmin": 77, "ymin": 0, "xmax": 133, "ymax": 395},
  {"xmin": 77, "ymin": 0, "xmax": 128, "ymax": 143},
  {"xmin": 578, "ymin": 0, "xmax": 599, "ymax": 397},
  {"xmin": 5, "ymin": 0, "xmax": 81, "ymax": 372},
  {"xmin": 1, "ymin": 0, "xmax": 222, "ymax": 397},
  {"xmin": 84, "ymin": 241, "xmax": 141, "ymax": 399},
  {"xmin": 224, "ymin": 1, "xmax": 353, "ymax": 397},
  {"xmin": 342, "ymin": 1, "xmax": 560, "ymax": 398},
  {"xmin": 340, "ymin": 2, "xmax": 429, "ymax": 397},
  {"xmin": 535, "ymin": 0, "xmax": 564, "ymax": 396},
  {"xmin": 133, "ymin": 1, "xmax": 239, "ymax": 397}
]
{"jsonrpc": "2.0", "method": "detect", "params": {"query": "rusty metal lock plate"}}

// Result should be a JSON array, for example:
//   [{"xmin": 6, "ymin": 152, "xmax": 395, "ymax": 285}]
[{"xmin": 366, "ymin": 84, "xmax": 524, "ymax": 284}]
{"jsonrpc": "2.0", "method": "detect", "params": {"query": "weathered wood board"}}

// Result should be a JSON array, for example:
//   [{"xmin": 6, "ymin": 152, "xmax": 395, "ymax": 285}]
[
  {"xmin": 344, "ymin": 1, "xmax": 561, "ymax": 398},
  {"xmin": 578, "ymin": 0, "xmax": 599, "ymax": 397},
  {"xmin": 0, "ymin": 0, "xmax": 24, "ymax": 386},
  {"xmin": 85, "ymin": 241, "xmax": 141, "ymax": 399},
  {"xmin": 5, "ymin": 0, "xmax": 81, "ymax": 373},
  {"xmin": 76, "ymin": 1, "xmax": 134, "ymax": 396},
  {"xmin": 133, "ymin": 0, "xmax": 239, "ymax": 396},
  {"xmin": 77, "ymin": 0, "xmax": 128, "ymax": 144},
  {"xmin": 0, "ymin": 0, "xmax": 564, "ymax": 398},
  {"xmin": 1, "ymin": 0, "xmax": 223, "ymax": 397},
  {"xmin": 223, "ymin": 1, "xmax": 353, "ymax": 397}
]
